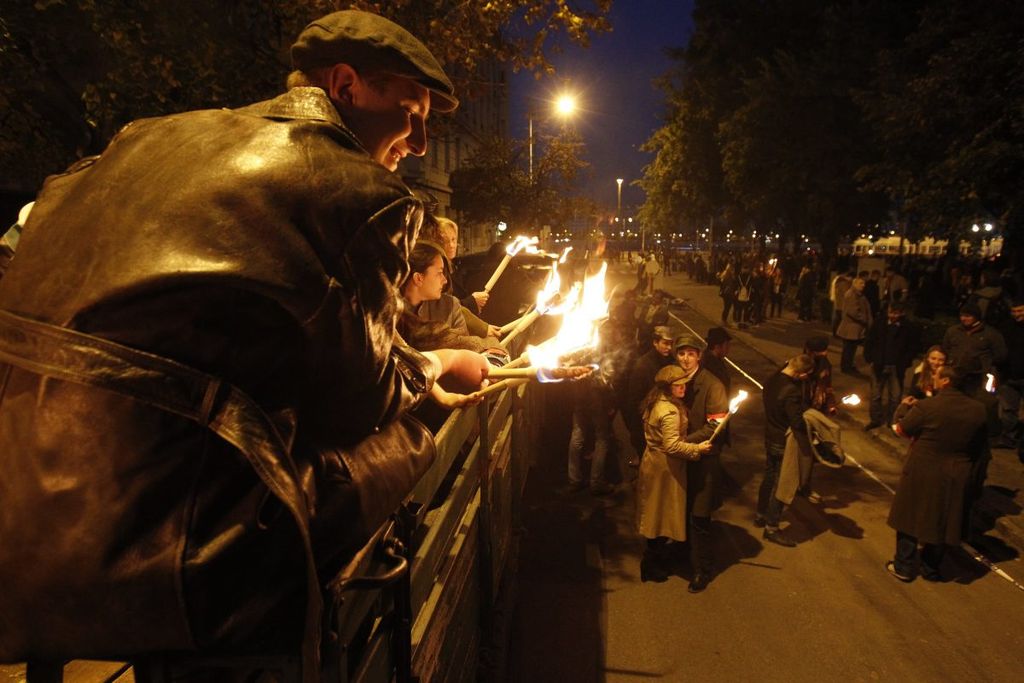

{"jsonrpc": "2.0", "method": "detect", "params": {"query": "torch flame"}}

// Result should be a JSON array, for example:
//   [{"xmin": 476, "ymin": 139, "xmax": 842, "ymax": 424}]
[
  {"xmin": 729, "ymin": 390, "xmax": 749, "ymax": 414},
  {"xmin": 525, "ymin": 262, "xmax": 609, "ymax": 368},
  {"xmin": 841, "ymin": 394, "xmax": 861, "ymax": 406},
  {"xmin": 506, "ymin": 235, "xmax": 539, "ymax": 257},
  {"xmin": 535, "ymin": 267, "xmax": 561, "ymax": 312},
  {"xmin": 985, "ymin": 373, "xmax": 995, "ymax": 393},
  {"xmin": 559, "ymin": 246, "xmax": 573, "ymax": 263}
]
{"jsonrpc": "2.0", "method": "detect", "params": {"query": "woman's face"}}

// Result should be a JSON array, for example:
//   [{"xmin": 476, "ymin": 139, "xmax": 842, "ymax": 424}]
[
  {"xmin": 670, "ymin": 381, "xmax": 687, "ymax": 399},
  {"xmin": 418, "ymin": 254, "xmax": 447, "ymax": 301},
  {"xmin": 927, "ymin": 350, "xmax": 946, "ymax": 372}
]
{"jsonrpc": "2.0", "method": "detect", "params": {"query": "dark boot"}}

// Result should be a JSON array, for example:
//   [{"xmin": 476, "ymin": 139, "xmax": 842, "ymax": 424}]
[
  {"xmin": 688, "ymin": 516, "xmax": 714, "ymax": 592},
  {"xmin": 640, "ymin": 539, "xmax": 671, "ymax": 583}
]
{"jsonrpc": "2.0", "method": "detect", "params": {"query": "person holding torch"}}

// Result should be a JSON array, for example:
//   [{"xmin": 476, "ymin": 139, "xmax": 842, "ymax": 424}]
[
  {"xmin": 756, "ymin": 354, "xmax": 816, "ymax": 547},
  {"xmin": 636, "ymin": 366, "xmax": 713, "ymax": 583},
  {"xmin": 674, "ymin": 335, "xmax": 730, "ymax": 593}
]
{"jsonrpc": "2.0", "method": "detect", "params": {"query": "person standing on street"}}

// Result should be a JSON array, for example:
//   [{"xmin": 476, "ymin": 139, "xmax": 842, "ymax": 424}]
[
  {"xmin": 756, "ymin": 354, "xmax": 816, "ymax": 547},
  {"xmin": 942, "ymin": 301, "xmax": 1007, "ymax": 393},
  {"xmin": 829, "ymin": 270, "xmax": 853, "ymax": 335},
  {"xmin": 643, "ymin": 252, "xmax": 662, "ymax": 295},
  {"xmin": 624, "ymin": 325, "xmax": 676, "ymax": 467},
  {"xmin": 674, "ymin": 335, "xmax": 730, "ymax": 592},
  {"xmin": 718, "ymin": 262, "xmax": 738, "ymax": 326},
  {"xmin": 886, "ymin": 366, "xmax": 988, "ymax": 582},
  {"xmin": 837, "ymin": 277, "xmax": 871, "ymax": 374},
  {"xmin": 996, "ymin": 298, "xmax": 1024, "ymax": 460},
  {"xmin": 565, "ymin": 372, "xmax": 616, "ymax": 497},
  {"xmin": 636, "ymin": 366, "xmax": 713, "ymax": 582},
  {"xmin": 863, "ymin": 301, "xmax": 920, "ymax": 430},
  {"xmin": 797, "ymin": 265, "xmax": 816, "ymax": 322},
  {"xmin": 702, "ymin": 327, "xmax": 733, "ymax": 395}
]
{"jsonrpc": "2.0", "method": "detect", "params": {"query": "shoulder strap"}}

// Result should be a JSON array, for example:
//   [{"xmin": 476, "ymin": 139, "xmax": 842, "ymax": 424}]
[{"xmin": 0, "ymin": 309, "xmax": 322, "ymax": 682}]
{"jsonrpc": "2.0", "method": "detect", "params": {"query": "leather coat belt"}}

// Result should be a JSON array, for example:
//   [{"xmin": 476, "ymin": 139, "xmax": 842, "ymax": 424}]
[{"xmin": 0, "ymin": 308, "xmax": 323, "ymax": 682}]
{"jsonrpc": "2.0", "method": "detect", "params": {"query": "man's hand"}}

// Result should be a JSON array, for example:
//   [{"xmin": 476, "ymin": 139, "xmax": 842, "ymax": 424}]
[
  {"xmin": 696, "ymin": 440, "xmax": 714, "ymax": 454},
  {"xmin": 486, "ymin": 324, "xmax": 502, "ymax": 339},
  {"xmin": 429, "ymin": 383, "xmax": 484, "ymax": 410},
  {"xmin": 472, "ymin": 291, "xmax": 489, "ymax": 310}
]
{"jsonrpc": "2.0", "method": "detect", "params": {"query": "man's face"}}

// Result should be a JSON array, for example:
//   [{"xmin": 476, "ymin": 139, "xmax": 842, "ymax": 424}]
[
  {"xmin": 960, "ymin": 313, "xmax": 978, "ymax": 328},
  {"xmin": 887, "ymin": 309, "xmax": 904, "ymax": 325},
  {"xmin": 653, "ymin": 338, "xmax": 672, "ymax": 357},
  {"xmin": 340, "ymin": 74, "xmax": 430, "ymax": 172},
  {"xmin": 676, "ymin": 347, "xmax": 700, "ymax": 373},
  {"xmin": 1011, "ymin": 305, "xmax": 1024, "ymax": 323},
  {"xmin": 853, "ymin": 279, "xmax": 866, "ymax": 293}
]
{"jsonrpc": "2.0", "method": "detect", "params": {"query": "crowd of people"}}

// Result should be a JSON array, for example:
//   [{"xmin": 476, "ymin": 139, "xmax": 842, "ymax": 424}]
[{"xmin": 563, "ymin": 246, "xmax": 1021, "ymax": 592}]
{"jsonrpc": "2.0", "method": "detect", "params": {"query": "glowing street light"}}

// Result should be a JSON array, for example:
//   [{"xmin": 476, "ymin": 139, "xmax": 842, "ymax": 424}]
[{"xmin": 529, "ymin": 91, "xmax": 578, "ymax": 183}]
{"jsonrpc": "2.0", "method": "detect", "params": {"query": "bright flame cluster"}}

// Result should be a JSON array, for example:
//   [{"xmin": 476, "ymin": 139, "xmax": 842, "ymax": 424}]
[
  {"xmin": 526, "ymin": 262, "xmax": 609, "ymax": 368},
  {"xmin": 506, "ymin": 235, "xmax": 539, "ymax": 256},
  {"xmin": 729, "ymin": 390, "xmax": 749, "ymax": 413}
]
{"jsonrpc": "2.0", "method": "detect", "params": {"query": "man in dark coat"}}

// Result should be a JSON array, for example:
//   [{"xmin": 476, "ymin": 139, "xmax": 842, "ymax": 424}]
[
  {"xmin": 996, "ymin": 298, "xmax": 1024, "ymax": 460},
  {"xmin": 702, "ymin": 326, "xmax": 733, "ymax": 394},
  {"xmin": 886, "ymin": 366, "xmax": 988, "ymax": 582},
  {"xmin": 675, "ymin": 334, "xmax": 730, "ymax": 593},
  {"xmin": 942, "ymin": 301, "xmax": 1007, "ymax": 392},
  {"xmin": 757, "ymin": 355, "xmax": 815, "ymax": 547},
  {"xmin": 863, "ymin": 301, "xmax": 921, "ymax": 430},
  {"xmin": 623, "ymin": 325, "xmax": 675, "ymax": 466},
  {"xmin": 0, "ymin": 10, "xmax": 486, "ymax": 666}
]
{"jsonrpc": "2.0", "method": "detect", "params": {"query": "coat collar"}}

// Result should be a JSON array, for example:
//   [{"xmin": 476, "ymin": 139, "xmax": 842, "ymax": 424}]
[{"xmin": 235, "ymin": 87, "xmax": 367, "ymax": 154}]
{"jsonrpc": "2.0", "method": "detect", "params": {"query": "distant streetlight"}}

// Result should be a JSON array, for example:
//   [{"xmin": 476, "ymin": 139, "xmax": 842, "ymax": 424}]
[{"xmin": 529, "ymin": 92, "xmax": 578, "ymax": 182}]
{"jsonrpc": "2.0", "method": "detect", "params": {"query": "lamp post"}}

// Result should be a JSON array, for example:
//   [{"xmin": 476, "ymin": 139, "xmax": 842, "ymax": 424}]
[{"xmin": 529, "ymin": 93, "xmax": 577, "ymax": 183}]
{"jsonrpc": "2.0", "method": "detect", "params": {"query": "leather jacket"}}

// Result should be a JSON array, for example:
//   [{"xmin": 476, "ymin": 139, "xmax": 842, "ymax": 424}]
[{"xmin": 0, "ymin": 88, "xmax": 436, "ymax": 664}]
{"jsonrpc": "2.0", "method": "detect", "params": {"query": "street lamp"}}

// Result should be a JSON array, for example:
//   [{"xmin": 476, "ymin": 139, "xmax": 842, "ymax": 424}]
[{"xmin": 529, "ymin": 93, "xmax": 577, "ymax": 182}]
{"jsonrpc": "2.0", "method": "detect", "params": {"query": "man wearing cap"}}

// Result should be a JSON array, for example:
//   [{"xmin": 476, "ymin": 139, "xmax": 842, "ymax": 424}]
[
  {"xmin": 863, "ymin": 301, "xmax": 920, "ymax": 430},
  {"xmin": 674, "ymin": 334, "xmax": 729, "ymax": 592},
  {"xmin": 0, "ymin": 10, "xmax": 486, "ymax": 665},
  {"xmin": 625, "ymin": 325, "xmax": 676, "ymax": 466}
]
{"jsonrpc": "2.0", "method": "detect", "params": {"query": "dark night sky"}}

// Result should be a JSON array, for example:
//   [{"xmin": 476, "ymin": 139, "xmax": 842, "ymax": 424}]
[{"xmin": 509, "ymin": 0, "xmax": 695, "ymax": 216}]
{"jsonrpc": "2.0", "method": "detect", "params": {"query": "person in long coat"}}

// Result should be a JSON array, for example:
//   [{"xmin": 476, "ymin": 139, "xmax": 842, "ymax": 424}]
[
  {"xmin": 886, "ymin": 365, "xmax": 988, "ymax": 582},
  {"xmin": 836, "ymin": 277, "xmax": 871, "ymax": 374},
  {"xmin": 636, "ymin": 365, "xmax": 713, "ymax": 582}
]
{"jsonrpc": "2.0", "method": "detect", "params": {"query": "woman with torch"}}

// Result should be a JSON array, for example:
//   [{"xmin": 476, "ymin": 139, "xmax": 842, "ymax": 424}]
[{"xmin": 636, "ymin": 366, "xmax": 713, "ymax": 583}]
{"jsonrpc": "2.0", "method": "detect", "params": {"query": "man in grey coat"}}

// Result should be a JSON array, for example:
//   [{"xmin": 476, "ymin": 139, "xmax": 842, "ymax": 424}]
[{"xmin": 836, "ymin": 277, "xmax": 871, "ymax": 374}]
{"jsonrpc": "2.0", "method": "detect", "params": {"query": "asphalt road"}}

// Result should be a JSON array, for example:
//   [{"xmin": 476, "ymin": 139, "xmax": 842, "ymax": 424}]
[{"xmin": 508, "ymin": 263, "xmax": 1024, "ymax": 683}]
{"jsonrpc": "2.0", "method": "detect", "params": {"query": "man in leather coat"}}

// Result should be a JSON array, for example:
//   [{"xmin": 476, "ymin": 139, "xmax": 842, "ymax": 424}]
[{"xmin": 0, "ymin": 10, "xmax": 486, "ymax": 672}]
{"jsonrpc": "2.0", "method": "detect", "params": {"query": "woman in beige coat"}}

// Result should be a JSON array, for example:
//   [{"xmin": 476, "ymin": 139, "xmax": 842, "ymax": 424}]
[{"xmin": 637, "ymin": 365, "xmax": 713, "ymax": 582}]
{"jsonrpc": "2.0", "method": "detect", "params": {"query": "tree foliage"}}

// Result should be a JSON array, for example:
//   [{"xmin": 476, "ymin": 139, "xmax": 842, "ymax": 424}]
[
  {"xmin": 857, "ymin": 0, "xmax": 1024, "ymax": 247},
  {"xmin": 639, "ymin": 0, "xmax": 1023, "ymax": 262},
  {"xmin": 0, "ymin": 0, "xmax": 610, "ymax": 193},
  {"xmin": 451, "ymin": 129, "xmax": 588, "ymax": 233}
]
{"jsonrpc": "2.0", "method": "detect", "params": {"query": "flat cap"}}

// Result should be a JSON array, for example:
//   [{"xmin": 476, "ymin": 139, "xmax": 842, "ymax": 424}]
[
  {"xmin": 652, "ymin": 325, "xmax": 674, "ymax": 342},
  {"xmin": 655, "ymin": 365, "xmax": 690, "ymax": 386},
  {"xmin": 673, "ymin": 334, "xmax": 704, "ymax": 352},
  {"xmin": 291, "ymin": 10, "xmax": 458, "ymax": 113}
]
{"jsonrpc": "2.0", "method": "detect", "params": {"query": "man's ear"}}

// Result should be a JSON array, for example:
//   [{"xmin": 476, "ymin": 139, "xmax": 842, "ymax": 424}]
[{"xmin": 325, "ymin": 63, "xmax": 359, "ymax": 106}]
